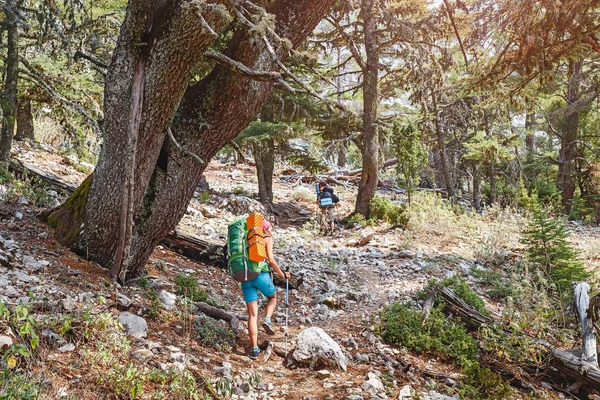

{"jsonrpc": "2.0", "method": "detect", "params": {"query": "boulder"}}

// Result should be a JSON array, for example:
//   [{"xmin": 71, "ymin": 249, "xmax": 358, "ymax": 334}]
[
  {"xmin": 361, "ymin": 372, "xmax": 384, "ymax": 395},
  {"xmin": 158, "ymin": 290, "xmax": 177, "ymax": 310},
  {"xmin": 292, "ymin": 327, "xmax": 348, "ymax": 371},
  {"xmin": 119, "ymin": 312, "xmax": 148, "ymax": 339}
]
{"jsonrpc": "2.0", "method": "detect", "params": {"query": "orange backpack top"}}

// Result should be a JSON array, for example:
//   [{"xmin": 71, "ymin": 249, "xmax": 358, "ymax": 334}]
[{"xmin": 246, "ymin": 213, "xmax": 267, "ymax": 262}]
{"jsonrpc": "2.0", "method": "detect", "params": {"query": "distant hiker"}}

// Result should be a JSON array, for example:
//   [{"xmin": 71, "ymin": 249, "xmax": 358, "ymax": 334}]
[
  {"xmin": 241, "ymin": 219, "xmax": 290, "ymax": 360},
  {"xmin": 316, "ymin": 181, "xmax": 339, "ymax": 235}
]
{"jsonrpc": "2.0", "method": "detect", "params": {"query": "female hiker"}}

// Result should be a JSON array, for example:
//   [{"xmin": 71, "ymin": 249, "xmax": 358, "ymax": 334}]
[{"xmin": 242, "ymin": 219, "xmax": 290, "ymax": 360}]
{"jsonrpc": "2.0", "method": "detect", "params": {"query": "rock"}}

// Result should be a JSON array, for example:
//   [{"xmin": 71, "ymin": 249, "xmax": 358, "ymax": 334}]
[
  {"xmin": 344, "ymin": 396, "xmax": 363, "ymax": 400},
  {"xmin": 239, "ymin": 382, "xmax": 251, "ymax": 393},
  {"xmin": 62, "ymin": 296, "xmax": 76, "ymax": 312},
  {"xmin": 398, "ymin": 386, "xmax": 413, "ymax": 400},
  {"xmin": 131, "ymin": 348, "xmax": 154, "ymax": 361},
  {"xmin": 200, "ymin": 206, "xmax": 218, "ymax": 218},
  {"xmin": 14, "ymin": 211, "xmax": 23, "ymax": 220},
  {"xmin": 354, "ymin": 353, "xmax": 370, "ymax": 363},
  {"xmin": 15, "ymin": 271, "xmax": 38, "ymax": 283},
  {"xmin": 422, "ymin": 391, "xmax": 459, "ymax": 400},
  {"xmin": 42, "ymin": 329, "xmax": 67, "ymax": 348},
  {"xmin": 5, "ymin": 286, "xmax": 19, "ymax": 298},
  {"xmin": 78, "ymin": 292, "xmax": 95, "ymax": 303},
  {"xmin": 397, "ymin": 250, "xmax": 414, "ymax": 258},
  {"xmin": 119, "ymin": 312, "xmax": 148, "ymax": 339},
  {"xmin": 362, "ymin": 372, "xmax": 384, "ymax": 395},
  {"xmin": 58, "ymin": 343, "xmax": 75, "ymax": 352},
  {"xmin": 158, "ymin": 290, "xmax": 177, "ymax": 310},
  {"xmin": 198, "ymin": 176, "xmax": 210, "ymax": 191},
  {"xmin": 61, "ymin": 155, "xmax": 79, "ymax": 166},
  {"xmin": 317, "ymin": 370, "xmax": 331, "ymax": 379},
  {"xmin": 359, "ymin": 231, "xmax": 375, "ymax": 246},
  {"xmin": 292, "ymin": 327, "xmax": 348, "ymax": 371},
  {"xmin": 117, "ymin": 293, "xmax": 133, "ymax": 308},
  {"xmin": 0, "ymin": 335, "xmax": 13, "ymax": 349}
]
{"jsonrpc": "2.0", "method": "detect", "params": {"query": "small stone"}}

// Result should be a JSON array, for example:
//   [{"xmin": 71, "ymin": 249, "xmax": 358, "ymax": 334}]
[
  {"xmin": 58, "ymin": 343, "xmax": 75, "ymax": 352},
  {"xmin": 5, "ymin": 286, "xmax": 19, "ymax": 298},
  {"xmin": 317, "ymin": 370, "xmax": 331, "ymax": 379},
  {"xmin": 398, "ymin": 385, "xmax": 413, "ymax": 400},
  {"xmin": 0, "ymin": 335, "xmax": 13, "ymax": 349},
  {"xmin": 362, "ymin": 372, "xmax": 384, "ymax": 395},
  {"xmin": 14, "ymin": 211, "xmax": 23, "ymax": 220},
  {"xmin": 62, "ymin": 296, "xmax": 76, "ymax": 311},
  {"xmin": 158, "ymin": 290, "xmax": 177, "ymax": 310},
  {"xmin": 119, "ymin": 312, "xmax": 148, "ymax": 339}
]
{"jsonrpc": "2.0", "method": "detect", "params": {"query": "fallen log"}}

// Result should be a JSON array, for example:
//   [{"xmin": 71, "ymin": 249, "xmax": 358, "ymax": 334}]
[
  {"xmin": 9, "ymin": 159, "xmax": 78, "ymax": 193},
  {"xmin": 196, "ymin": 301, "xmax": 240, "ymax": 337},
  {"xmin": 573, "ymin": 282, "xmax": 598, "ymax": 365},
  {"xmin": 162, "ymin": 230, "xmax": 226, "ymax": 269},
  {"xmin": 438, "ymin": 287, "xmax": 600, "ymax": 391}
]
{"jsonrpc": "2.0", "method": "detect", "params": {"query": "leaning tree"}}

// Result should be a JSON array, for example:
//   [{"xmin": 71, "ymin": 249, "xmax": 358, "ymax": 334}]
[{"xmin": 48, "ymin": 0, "xmax": 336, "ymax": 282}]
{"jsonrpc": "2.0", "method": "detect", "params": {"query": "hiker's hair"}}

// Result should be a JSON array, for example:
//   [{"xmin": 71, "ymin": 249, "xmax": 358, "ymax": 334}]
[{"xmin": 263, "ymin": 220, "xmax": 271, "ymax": 231}]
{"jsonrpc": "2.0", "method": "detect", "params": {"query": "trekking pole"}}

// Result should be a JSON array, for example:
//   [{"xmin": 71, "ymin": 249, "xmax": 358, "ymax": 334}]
[{"xmin": 285, "ymin": 265, "xmax": 290, "ymax": 355}]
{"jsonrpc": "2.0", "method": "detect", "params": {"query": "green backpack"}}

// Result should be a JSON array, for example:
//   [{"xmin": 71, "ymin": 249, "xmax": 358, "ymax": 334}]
[{"xmin": 227, "ymin": 217, "xmax": 264, "ymax": 282}]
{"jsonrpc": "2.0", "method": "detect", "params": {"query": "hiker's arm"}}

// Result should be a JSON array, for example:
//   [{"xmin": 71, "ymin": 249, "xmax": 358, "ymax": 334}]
[{"xmin": 265, "ymin": 237, "xmax": 288, "ymax": 280}]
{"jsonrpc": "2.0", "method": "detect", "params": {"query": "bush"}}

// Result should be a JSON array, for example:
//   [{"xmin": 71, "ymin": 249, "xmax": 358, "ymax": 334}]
[
  {"xmin": 521, "ymin": 206, "xmax": 591, "ymax": 291},
  {"xmin": 193, "ymin": 315, "xmax": 236, "ymax": 351},
  {"xmin": 369, "ymin": 196, "xmax": 409, "ymax": 227},
  {"xmin": 377, "ymin": 303, "xmax": 511, "ymax": 400},
  {"xmin": 174, "ymin": 274, "xmax": 208, "ymax": 302},
  {"xmin": 458, "ymin": 362, "xmax": 512, "ymax": 400},
  {"xmin": 378, "ymin": 304, "xmax": 476, "ymax": 367}
]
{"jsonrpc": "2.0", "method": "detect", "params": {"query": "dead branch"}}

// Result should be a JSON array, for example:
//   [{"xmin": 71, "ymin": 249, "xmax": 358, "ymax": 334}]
[{"xmin": 196, "ymin": 301, "xmax": 240, "ymax": 337}]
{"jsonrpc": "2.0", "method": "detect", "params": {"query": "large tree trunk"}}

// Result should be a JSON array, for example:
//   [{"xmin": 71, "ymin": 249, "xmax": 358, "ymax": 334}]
[
  {"xmin": 432, "ymin": 95, "xmax": 454, "ymax": 199},
  {"xmin": 489, "ymin": 161, "xmax": 497, "ymax": 205},
  {"xmin": 525, "ymin": 111, "xmax": 535, "ymax": 165},
  {"xmin": 354, "ymin": 0, "xmax": 379, "ymax": 217},
  {"xmin": 557, "ymin": 60, "xmax": 583, "ymax": 214},
  {"xmin": 49, "ymin": 0, "xmax": 335, "ymax": 281},
  {"xmin": 473, "ymin": 168, "xmax": 482, "ymax": 211},
  {"xmin": 15, "ymin": 98, "xmax": 35, "ymax": 142},
  {"xmin": 251, "ymin": 137, "xmax": 275, "ymax": 205},
  {"xmin": 0, "ymin": 0, "xmax": 19, "ymax": 163}
]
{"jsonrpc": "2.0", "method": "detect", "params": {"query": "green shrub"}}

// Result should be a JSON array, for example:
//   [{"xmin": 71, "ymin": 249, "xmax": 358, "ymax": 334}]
[
  {"xmin": 369, "ymin": 196, "xmax": 409, "ymax": 227},
  {"xmin": 377, "ymin": 304, "xmax": 476, "ymax": 367},
  {"xmin": 378, "ymin": 303, "xmax": 511, "ymax": 400},
  {"xmin": 197, "ymin": 191, "xmax": 211, "ymax": 204},
  {"xmin": 521, "ymin": 205, "xmax": 591, "ymax": 291},
  {"xmin": 458, "ymin": 362, "xmax": 512, "ymax": 400},
  {"xmin": 193, "ymin": 315, "xmax": 236, "ymax": 351},
  {"xmin": 174, "ymin": 274, "xmax": 208, "ymax": 302}
]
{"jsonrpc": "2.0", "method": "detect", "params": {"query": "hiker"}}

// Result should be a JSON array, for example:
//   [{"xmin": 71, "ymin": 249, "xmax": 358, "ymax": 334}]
[
  {"xmin": 316, "ymin": 181, "xmax": 339, "ymax": 235},
  {"xmin": 242, "ymin": 219, "xmax": 290, "ymax": 360}
]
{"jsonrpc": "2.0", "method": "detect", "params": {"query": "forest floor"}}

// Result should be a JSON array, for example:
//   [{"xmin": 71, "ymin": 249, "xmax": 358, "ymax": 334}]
[{"xmin": 2, "ymin": 142, "xmax": 600, "ymax": 399}]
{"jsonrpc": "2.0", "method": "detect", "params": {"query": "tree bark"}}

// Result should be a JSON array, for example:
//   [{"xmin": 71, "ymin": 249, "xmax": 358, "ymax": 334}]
[
  {"xmin": 432, "ymin": 95, "xmax": 454, "ymax": 199},
  {"xmin": 252, "ymin": 137, "xmax": 275, "ymax": 205},
  {"xmin": 473, "ymin": 169, "xmax": 482, "ymax": 211},
  {"xmin": 354, "ymin": 0, "xmax": 380, "ymax": 217},
  {"xmin": 15, "ymin": 98, "xmax": 35, "ymax": 142},
  {"xmin": 49, "ymin": 0, "xmax": 336, "ymax": 281},
  {"xmin": 573, "ymin": 282, "xmax": 597, "ymax": 366},
  {"xmin": 525, "ymin": 111, "xmax": 535, "ymax": 165},
  {"xmin": 558, "ymin": 60, "xmax": 583, "ymax": 214},
  {"xmin": 489, "ymin": 161, "xmax": 497, "ymax": 205},
  {"xmin": 0, "ymin": 0, "xmax": 19, "ymax": 163}
]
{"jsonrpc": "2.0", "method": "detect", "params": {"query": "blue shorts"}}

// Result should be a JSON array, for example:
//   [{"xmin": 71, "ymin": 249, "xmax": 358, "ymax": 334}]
[{"xmin": 241, "ymin": 272, "xmax": 276, "ymax": 304}]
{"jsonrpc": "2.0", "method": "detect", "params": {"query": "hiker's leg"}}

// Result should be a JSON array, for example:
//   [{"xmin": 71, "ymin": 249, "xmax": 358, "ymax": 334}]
[
  {"xmin": 265, "ymin": 294, "xmax": 277, "ymax": 319},
  {"xmin": 246, "ymin": 301, "xmax": 259, "ymax": 348}
]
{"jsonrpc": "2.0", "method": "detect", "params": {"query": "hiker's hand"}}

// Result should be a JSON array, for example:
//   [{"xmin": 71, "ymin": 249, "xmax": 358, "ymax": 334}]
[{"xmin": 280, "ymin": 271, "xmax": 291, "ymax": 280}]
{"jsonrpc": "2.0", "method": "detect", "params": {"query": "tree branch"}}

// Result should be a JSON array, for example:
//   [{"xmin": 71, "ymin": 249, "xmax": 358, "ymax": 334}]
[
  {"xmin": 167, "ymin": 128, "xmax": 206, "ymax": 165},
  {"xmin": 18, "ymin": 60, "xmax": 102, "ymax": 135},
  {"xmin": 205, "ymin": 50, "xmax": 283, "ymax": 82},
  {"xmin": 73, "ymin": 50, "xmax": 109, "ymax": 69}
]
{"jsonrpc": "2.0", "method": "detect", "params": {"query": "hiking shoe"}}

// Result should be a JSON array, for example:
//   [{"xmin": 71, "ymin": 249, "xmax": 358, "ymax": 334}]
[
  {"xmin": 262, "ymin": 319, "xmax": 275, "ymax": 335},
  {"xmin": 249, "ymin": 347, "xmax": 260, "ymax": 360}
]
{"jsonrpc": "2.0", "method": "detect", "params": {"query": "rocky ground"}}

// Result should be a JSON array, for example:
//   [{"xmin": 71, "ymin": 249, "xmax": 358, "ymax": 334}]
[{"xmin": 1, "ymin": 142, "xmax": 600, "ymax": 399}]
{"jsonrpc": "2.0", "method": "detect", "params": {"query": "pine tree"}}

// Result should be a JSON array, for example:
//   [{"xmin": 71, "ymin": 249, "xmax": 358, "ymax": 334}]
[{"xmin": 521, "ymin": 206, "xmax": 591, "ymax": 291}]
